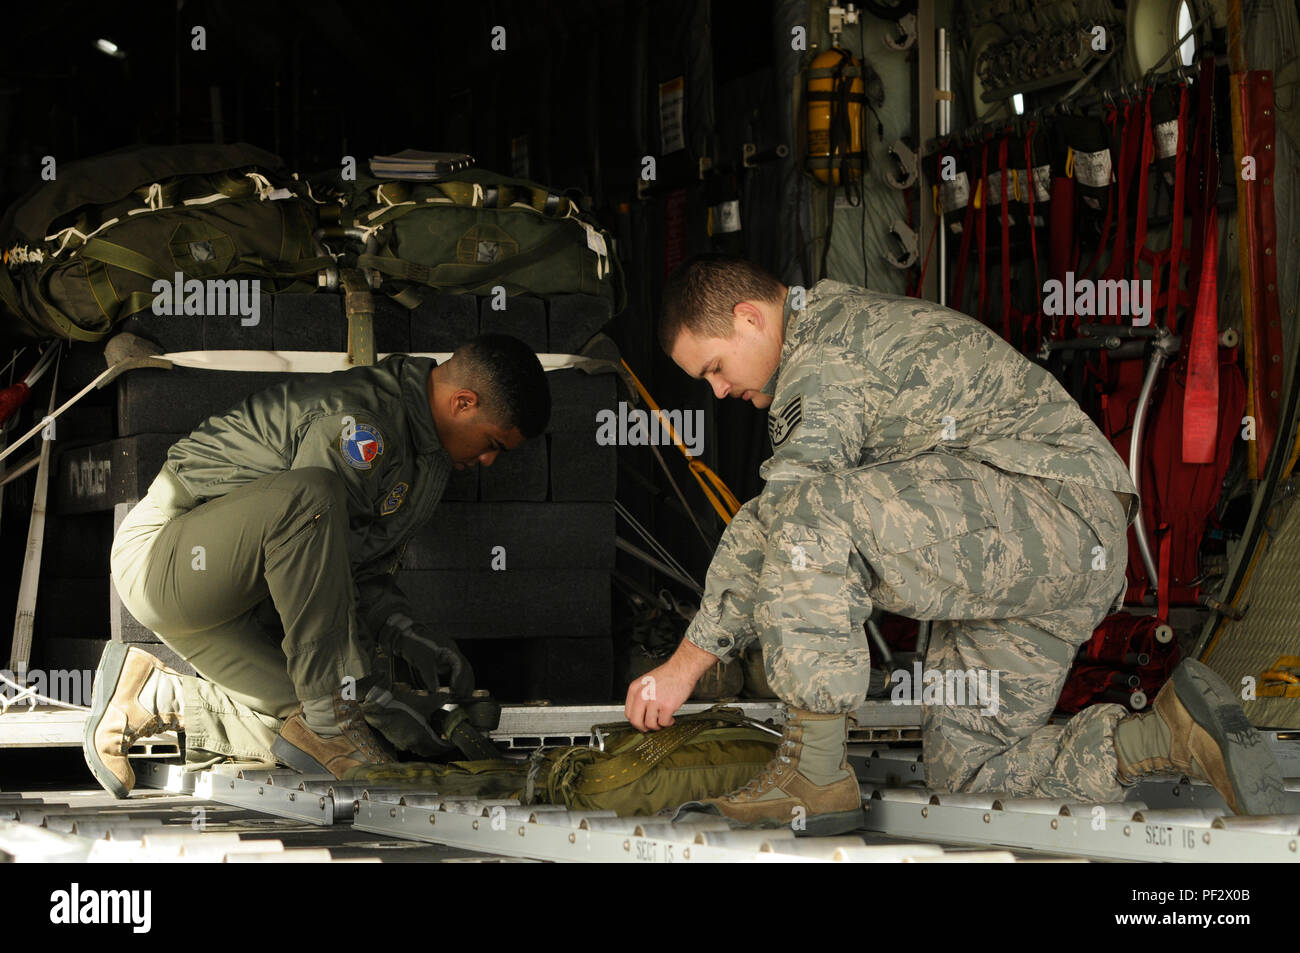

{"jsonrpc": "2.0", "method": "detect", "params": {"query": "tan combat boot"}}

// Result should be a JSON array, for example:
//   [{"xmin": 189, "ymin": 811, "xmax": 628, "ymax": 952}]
[
  {"xmin": 675, "ymin": 709, "xmax": 863, "ymax": 836},
  {"xmin": 1114, "ymin": 659, "xmax": 1286, "ymax": 815},
  {"xmin": 272, "ymin": 692, "xmax": 400, "ymax": 778},
  {"xmin": 83, "ymin": 642, "xmax": 185, "ymax": 798}
]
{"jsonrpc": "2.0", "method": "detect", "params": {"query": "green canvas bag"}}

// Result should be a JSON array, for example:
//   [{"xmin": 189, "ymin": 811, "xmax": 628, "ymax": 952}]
[
  {"xmin": 345, "ymin": 706, "xmax": 779, "ymax": 816},
  {"xmin": 0, "ymin": 143, "xmax": 332, "ymax": 342},
  {"xmin": 333, "ymin": 168, "xmax": 627, "ymax": 315}
]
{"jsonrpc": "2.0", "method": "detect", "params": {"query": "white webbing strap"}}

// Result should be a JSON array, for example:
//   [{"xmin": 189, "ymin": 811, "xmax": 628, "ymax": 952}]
[
  {"xmin": 243, "ymin": 171, "xmax": 275, "ymax": 200},
  {"xmin": 159, "ymin": 349, "xmax": 621, "ymax": 376}
]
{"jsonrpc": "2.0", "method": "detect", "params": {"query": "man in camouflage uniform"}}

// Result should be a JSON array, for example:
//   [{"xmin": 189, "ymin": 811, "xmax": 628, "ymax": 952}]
[
  {"xmin": 86, "ymin": 334, "xmax": 549, "ymax": 797},
  {"xmin": 625, "ymin": 256, "xmax": 1285, "ymax": 834}
]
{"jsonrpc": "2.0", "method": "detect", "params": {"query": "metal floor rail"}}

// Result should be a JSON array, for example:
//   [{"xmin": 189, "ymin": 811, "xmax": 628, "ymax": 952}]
[
  {"xmin": 7, "ymin": 714, "xmax": 1300, "ymax": 862},
  {"xmin": 115, "ymin": 746, "xmax": 1300, "ymax": 863}
]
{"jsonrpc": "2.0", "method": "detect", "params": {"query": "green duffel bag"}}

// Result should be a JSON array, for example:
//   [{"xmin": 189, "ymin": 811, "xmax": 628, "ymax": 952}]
[
  {"xmin": 535, "ymin": 707, "xmax": 778, "ymax": 815},
  {"xmin": 0, "ymin": 142, "xmax": 332, "ymax": 342},
  {"xmin": 335, "ymin": 168, "xmax": 626, "ymax": 315},
  {"xmin": 345, "ymin": 706, "xmax": 779, "ymax": 816}
]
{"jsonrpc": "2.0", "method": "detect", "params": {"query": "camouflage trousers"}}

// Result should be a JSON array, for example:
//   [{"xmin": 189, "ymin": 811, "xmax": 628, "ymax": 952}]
[{"xmin": 747, "ymin": 451, "xmax": 1133, "ymax": 802}]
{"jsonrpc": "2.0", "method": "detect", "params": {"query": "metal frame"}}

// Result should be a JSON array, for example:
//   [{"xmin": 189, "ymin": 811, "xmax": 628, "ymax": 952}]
[
  {"xmin": 861, "ymin": 785, "xmax": 1300, "ymax": 862},
  {"xmin": 489, "ymin": 700, "xmax": 918, "ymax": 749}
]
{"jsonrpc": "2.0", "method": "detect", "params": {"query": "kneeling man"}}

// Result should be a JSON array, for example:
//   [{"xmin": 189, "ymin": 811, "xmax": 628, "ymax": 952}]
[
  {"xmin": 87, "ymin": 334, "xmax": 548, "ymax": 795},
  {"xmin": 626, "ymin": 256, "xmax": 1285, "ymax": 834}
]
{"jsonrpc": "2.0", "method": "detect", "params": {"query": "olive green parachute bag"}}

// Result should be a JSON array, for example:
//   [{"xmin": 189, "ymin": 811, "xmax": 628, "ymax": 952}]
[
  {"xmin": 0, "ymin": 143, "xmax": 332, "ymax": 342},
  {"xmin": 329, "ymin": 168, "xmax": 627, "ymax": 316},
  {"xmin": 346, "ymin": 706, "xmax": 780, "ymax": 816}
]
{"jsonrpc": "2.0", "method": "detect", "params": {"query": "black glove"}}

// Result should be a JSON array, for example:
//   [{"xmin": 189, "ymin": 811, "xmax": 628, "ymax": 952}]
[{"xmin": 379, "ymin": 613, "xmax": 475, "ymax": 696}]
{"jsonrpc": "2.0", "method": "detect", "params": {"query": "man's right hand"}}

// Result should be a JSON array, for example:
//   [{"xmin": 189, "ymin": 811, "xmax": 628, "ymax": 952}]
[{"xmin": 624, "ymin": 639, "xmax": 721, "ymax": 731}]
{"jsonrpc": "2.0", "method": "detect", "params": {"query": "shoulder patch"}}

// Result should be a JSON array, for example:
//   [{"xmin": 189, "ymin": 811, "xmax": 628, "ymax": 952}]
[
  {"xmin": 340, "ymin": 422, "xmax": 384, "ymax": 470},
  {"xmin": 768, "ymin": 395, "xmax": 804, "ymax": 449},
  {"xmin": 380, "ymin": 481, "xmax": 409, "ymax": 516}
]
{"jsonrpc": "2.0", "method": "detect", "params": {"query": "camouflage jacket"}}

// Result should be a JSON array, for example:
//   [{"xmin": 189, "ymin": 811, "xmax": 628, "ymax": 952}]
[
  {"xmin": 685, "ymin": 279, "xmax": 1138, "ymax": 661},
  {"xmin": 148, "ymin": 354, "xmax": 452, "ymax": 644}
]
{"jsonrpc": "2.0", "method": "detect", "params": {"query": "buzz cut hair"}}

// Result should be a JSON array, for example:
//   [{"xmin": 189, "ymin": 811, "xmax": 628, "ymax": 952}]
[
  {"xmin": 446, "ymin": 333, "xmax": 550, "ymax": 439},
  {"xmin": 659, "ymin": 254, "xmax": 786, "ymax": 355}
]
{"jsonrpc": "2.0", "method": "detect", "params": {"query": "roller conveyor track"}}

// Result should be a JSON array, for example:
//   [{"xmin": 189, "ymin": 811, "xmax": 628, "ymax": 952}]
[
  {"xmin": 6, "ymin": 738, "xmax": 1300, "ymax": 863},
  {"xmin": 126, "ymin": 751, "xmax": 1300, "ymax": 863}
]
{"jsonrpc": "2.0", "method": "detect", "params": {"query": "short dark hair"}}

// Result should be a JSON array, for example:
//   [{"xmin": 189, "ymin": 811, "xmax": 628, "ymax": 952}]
[
  {"xmin": 446, "ymin": 333, "xmax": 550, "ymax": 438},
  {"xmin": 659, "ymin": 254, "xmax": 785, "ymax": 354}
]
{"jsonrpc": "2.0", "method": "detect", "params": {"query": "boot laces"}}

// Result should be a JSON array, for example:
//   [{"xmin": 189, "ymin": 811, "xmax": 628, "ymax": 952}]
[
  {"xmin": 733, "ymin": 738, "xmax": 795, "ymax": 798},
  {"xmin": 120, "ymin": 711, "xmax": 181, "ymax": 752}
]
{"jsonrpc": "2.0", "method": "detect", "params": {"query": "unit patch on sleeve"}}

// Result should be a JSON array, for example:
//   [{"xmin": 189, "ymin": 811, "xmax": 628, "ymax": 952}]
[
  {"xmin": 768, "ymin": 395, "xmax": 804, "ymax": 449},
  {"xmin": 381, "ymin": 481, "xmax": 409, "ymax": 516},
  {"xmin": 339, "ymin": 422, "xmax": 384, "ymax": 470}
]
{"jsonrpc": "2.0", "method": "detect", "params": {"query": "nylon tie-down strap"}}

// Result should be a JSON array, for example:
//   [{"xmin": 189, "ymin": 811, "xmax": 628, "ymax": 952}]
[
  {"xmin": 1024, "ymin": 122, "xmax": 1043, "ymax": 347},
  {"xmin": 951, "ymin": 145, "xmax": 978, "ymax": 311},
  {"xmin": 619, "ymin": 359, "xmax": 742, "ymax": 525},
  {"xmin": 1183, "ymin": 56, "xmax": 1222, "ymax": 463}
]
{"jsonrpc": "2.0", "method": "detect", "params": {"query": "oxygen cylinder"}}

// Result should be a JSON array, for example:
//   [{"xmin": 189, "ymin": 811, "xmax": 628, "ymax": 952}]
[{"xmin": 806, "ymin": 48, "xmax": 865, "ymax": 185}]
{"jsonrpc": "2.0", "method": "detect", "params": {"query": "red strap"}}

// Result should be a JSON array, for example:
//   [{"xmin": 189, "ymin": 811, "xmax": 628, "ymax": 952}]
[
  {"xmin": 1104, "ymin": 100, "xmax": 1139, "ymax": 283},
  {"xmin": 1079, "ymin": 104, "xmax": 1120, "ymax": 283},
  {"xmin": 913, "ymin": 213, "xmax": 940, "ymax": 298},
  {"xmin": 1025, "ymin": 123, "xmax": 1042, "ymax": 325},
  {"xmin": 0, "ymin": 381, "xmax": 30, "ymax": 427},
  {"xmin": 1183, "ymin": 208, "xmax": 1220, "ymax": 463},
  {"xmin": 1045, "ymin": 174, "xmax": 1076, "ymax": 286},
  {"xmin": 951, "ymin": 148, "xmax": 977, "ymax": 311},
  {"xmin": 1163, "ymin": 86, "xmax": 1190, "ymax": 330},
  {"xmin": 1181, "ymin": 57, "xmax": 1217, "ymax": 336},
  {"xmin": 1132, "ymin": 93, "xmax": 1154, "ymax": 277},
  {"xmin": 977, "ymin": 140, "xmax": 989, "ymax": 325},
  {"xmin": 998, "ymin": 137, "xmax": 1012, "ymax": 342}
]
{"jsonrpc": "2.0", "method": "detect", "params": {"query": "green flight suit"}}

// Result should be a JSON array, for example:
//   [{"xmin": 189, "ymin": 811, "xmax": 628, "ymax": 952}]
[{"xmin": 110, "ymin": 354, "xmax": 457, "ymax": 765}]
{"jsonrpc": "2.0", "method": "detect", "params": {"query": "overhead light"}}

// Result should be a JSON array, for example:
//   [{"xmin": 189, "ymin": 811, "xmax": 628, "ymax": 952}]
[
  {"xmin": 95, "ymin": 38, "xmax": 126, "ymax": 59},
  {"xmin": 1012, "ymin": 93, "xmax": 1025, "ymax": 115}
]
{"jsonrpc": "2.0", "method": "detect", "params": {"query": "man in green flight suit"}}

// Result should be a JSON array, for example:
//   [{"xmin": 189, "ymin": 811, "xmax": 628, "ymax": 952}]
[
  {"xmin": 625, "ymin": 255, "xmax": 1285, "ymax": 835},
  {"xmin": 85, "ymin": 334, "xmax": 549, "ymax": 796}
]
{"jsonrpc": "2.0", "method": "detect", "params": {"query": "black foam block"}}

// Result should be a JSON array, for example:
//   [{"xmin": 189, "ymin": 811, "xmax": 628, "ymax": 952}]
[
  {"xmin": 549, "ymin": 434, "xmax": 616, "ymax": 501},
  {"xmin": 546, "ymin": 368, "xmax": 618, "ymax": 433},
  {"xmin": 203, "ymin": 291, "xmax": 273, "ymax": 349},
  {"xmin": 42, "ymin": 513, "xmax": 114, "ymax": 576},
  {"xmin": 54, "ymin": 434, "xmax": 182, "ymax": 515},
  {"xmin": 395, "ymin": 569, "xmax": 610, "ymax": 638},
  {"xmin": 39, "ymin": 636, "xmax": 195, "ymax": 678},
  {"xmin": 373, "ymin": 294, "xmax": 413, "ymax": 353},
  {"xmin": 55, "ymin": 343, "xmax": 116, "ymax": 398},
  {"xmin": 479, "ymin": 295, "xmax": 546, "ymax": 352},
  {"xmin": 479, "ymin": 437, "xmax": 548, "ymax": 501},
  {"xmin": 457, "ymin": 636, "xmax": 614, "ymax": 704},
  {"xmin": 410, "ymin": 294, "xmax": 479, "ymax": 352},
  {"xmin": 547, "ymin": 294, "xmax": 612, "ymax": 352},
  {"xmin": 273, "ymin": 294, "xmax": 345, "ymax": 351},
  {"xmin": 54, "ymin": 404, "xmax": 114, "ymax": 444},
  {"xmin": 117, "ymin": 368, "xmax": 290, "ymax": 436},
  {"xmin": 524, "ymin": 637, "xmax": 614, "ymax": 703},
  {"xmin": 119, "ymin": 309, "xmax": 204, "ymax": 354},
  {"xmin": 402, "ymin": 502, "xmax": 615, "ymax": 570},
  {"xmin": 38, "ymin": 577, "xmax": 110, "ymax": 640}
]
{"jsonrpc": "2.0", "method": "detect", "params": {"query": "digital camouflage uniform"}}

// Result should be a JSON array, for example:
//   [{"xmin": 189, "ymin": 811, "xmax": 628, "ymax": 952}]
[
  {"xmin": 110, "ymin": 354, "xmax": 459, "ymax": 766},
  {"xmin": 684, "ymin": 280, "xmax": 1140, "ymax": 802}
]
